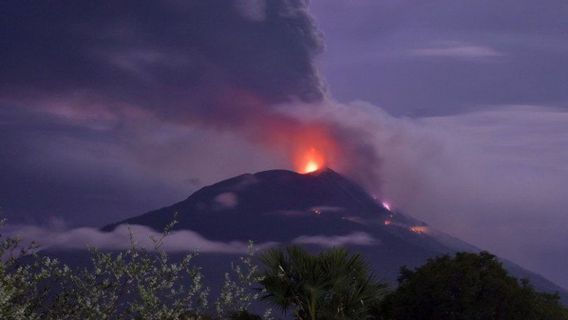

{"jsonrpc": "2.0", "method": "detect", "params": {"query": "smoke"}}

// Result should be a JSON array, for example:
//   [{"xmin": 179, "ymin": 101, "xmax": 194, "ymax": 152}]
[
  {"xmin": 0, "ymin": 0, "xmax": 383, "ymax": 192},
  {"xmin": 1, "ymin": 0, "xmax": 325, "ymax": 122},
  {"xmin": 333, "ymin": 103, "xmax": 568, "ymax": 288}
]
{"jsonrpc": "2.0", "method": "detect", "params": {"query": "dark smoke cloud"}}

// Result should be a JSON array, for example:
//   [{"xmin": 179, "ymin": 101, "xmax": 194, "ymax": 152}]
[
  {"xmin": 0, "ymin": 0, "xmax": 383, "ymax": 191},
  {"xmin": 1, "ymin": 0, "xmax": 325, "ymax": 121},
  {"xmin": 0, "ymin": 0, "xmax": 383, "ymax": 224}
]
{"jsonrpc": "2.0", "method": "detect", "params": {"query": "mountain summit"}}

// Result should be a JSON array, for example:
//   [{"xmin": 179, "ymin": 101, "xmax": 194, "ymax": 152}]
[
  {"xmin": 103, "ymin": 168, "xmax": 420, "ymax": 243},
  {"xmin": 102, "ymin": 168, "xmax": 568, "ymax": 300}
]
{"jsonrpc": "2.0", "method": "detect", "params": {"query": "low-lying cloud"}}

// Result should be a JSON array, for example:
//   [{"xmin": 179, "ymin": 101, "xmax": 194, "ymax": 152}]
[
  {"xmin": 4, "ymin": 223, "xmax": 378, "ymax": 252},
  {"xmin": 4, "ymin": 224, "xmax": 276, "ymax": 254},
  {"xmin": 293, "ymin": 232, "xmax": 377, "ymax": 247}
]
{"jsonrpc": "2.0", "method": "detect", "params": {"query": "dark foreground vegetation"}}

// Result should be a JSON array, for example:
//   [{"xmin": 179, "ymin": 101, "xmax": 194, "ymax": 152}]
[{"xmin": 1, "ymin": 219, "xmax": 567, "ymax": 320}]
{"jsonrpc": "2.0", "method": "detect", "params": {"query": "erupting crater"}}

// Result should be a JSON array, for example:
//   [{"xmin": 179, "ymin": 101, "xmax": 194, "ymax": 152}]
[{"xmin": 296, "ymin": 147, "xmax": 327, "ymax": 174}]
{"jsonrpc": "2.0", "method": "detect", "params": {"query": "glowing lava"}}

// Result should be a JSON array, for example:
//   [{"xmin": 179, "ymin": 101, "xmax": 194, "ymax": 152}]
[
  {"xmin": 382, "ymin": 201, "xmax": 392, "ymax": 211},
  {"xmin": 409, "ymin": 226, "xmax": 428, "ymax": 234},
  {"xmin": 304, "ymin": 161, "xmax": 320, "ymax": 173},
  {"xmin": 296, "ymin": 147, "xmax": 326, "ymax": 174}
]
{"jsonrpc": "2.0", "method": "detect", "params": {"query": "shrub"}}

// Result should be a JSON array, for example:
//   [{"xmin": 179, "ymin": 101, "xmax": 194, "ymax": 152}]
[
  {"xmin": 0, "ymin": 219, "xmax": 267, "ymax": 320},
  {"xmin": 379, "ymin": 251, "xmax": 568, "ymax": 320}
]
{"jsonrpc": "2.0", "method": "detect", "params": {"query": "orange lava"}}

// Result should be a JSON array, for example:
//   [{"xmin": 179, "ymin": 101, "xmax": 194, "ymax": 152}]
[
  {"xmin": 409, "ymin": 226, "xmax": 428, "ymax": 234},
  {"xmin": 304, "ymin": 161, "xmax": 319, "ymax": 173},
  {"xmin": 296, "ymin": 147, "xmax": 326, "ymax": 174},
  {"xmin": 287, "ymin": 123, "xmax": 338, "ymax": 174}
]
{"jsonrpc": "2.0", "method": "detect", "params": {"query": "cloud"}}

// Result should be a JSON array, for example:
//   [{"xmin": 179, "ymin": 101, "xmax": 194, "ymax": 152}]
[
  {"xmin": 1, "ymin": 0, "xmax": 325, "ymax": 123},
  {"xmin": 0, "ymin": 1, "xmax": 336, "ymax": 183},
  {"xmin": 410, "ymin": 43, "xmax": 503, "ymax": 60},
  {"xmin": 234, "ymin": 0, "xmax": 267, "ymax": 21},
  {"xmin": 214, "ymin": 192, "xmax": 239, "ymax": 209},
  {"xmin": 359, "ymin": 104, "xmax": 568, "ymax": 288},
  {"xmin": 0, "ymin": 0, "xmax": 385, "ymax": 220},
  {"xmin": 4, "ymin": 224, "xmax": 276, "ymax": 253},
  {"xmin": 287, "ymin": 100, "xmax": 568, "ymax": 287},
  {"xmin": 292, "ymin": 232, "xmax": 377, "ymax": 247},
  {"xmin": 0, "ymin": 104, "xmax": 288, "ymax": 225}
]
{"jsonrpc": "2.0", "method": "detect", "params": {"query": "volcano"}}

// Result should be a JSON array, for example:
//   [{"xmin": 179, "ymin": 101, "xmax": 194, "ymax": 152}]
[{"xmin": 102, "ymin": 168, "xmax": 568, "ymax": 300}]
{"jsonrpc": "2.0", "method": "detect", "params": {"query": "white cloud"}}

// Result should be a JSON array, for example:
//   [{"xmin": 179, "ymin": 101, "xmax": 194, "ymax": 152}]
[
  {"xmin": 4, "ymin": 224, "xmax": 277, "ymax": 254},
  {"xmin": 410, "ymin": 43, "xmax": 503, "ymax": 60},
  {"xmin": 292, "ymin": 232, "xmax": 377, "ymax": 247},
  {"xmin": 214, "ymin": 192, "xmax": 239, "ymax": 209}
]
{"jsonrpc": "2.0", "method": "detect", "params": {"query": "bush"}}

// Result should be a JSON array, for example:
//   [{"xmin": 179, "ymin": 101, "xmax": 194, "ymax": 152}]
[
  {"xmin": 0, "ymin": 219, "xmax": 268, "ymax": 320},
  {"xmin": 379, "ymin": 251, "xmax": 568, "ymax": 320},
  {"xmin": 3, "ymin": 219, "xmax": 567, "ymax": 320}
]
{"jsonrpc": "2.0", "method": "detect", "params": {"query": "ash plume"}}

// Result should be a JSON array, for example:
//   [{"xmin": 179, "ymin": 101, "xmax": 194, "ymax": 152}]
[
  {"xmin": 1, "ymin": 0, "xmax": 325, "ymax": 120},
  {"xmin": 0, "ymin": 0, "xmax": 382, "ymax": 190}
]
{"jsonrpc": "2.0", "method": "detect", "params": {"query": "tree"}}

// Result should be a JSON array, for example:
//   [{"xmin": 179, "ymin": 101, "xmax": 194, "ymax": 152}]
[
  {"xmin": 259, "ymin": 246, "xmax": 386, "ymax": 320},
  {"xmin": 0, "ymin": 218, "xmax": 270, "ymax": 320},
  {"xmin": 215, "ymin": 242, "xmax": 273, "ymax": 320},
  {"xmin": 229, "ymin": 310, "xmax": 262, "ymax": 320},
  {"xmin": 379, "ymin": 251, "xmax": 568, "ymax": 320}
]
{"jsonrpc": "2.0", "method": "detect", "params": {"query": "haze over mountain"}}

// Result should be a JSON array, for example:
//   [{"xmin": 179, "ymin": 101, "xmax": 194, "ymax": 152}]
[{"xmin": 102, "ymin": 168, "xmax": 568, "ymax": 302}]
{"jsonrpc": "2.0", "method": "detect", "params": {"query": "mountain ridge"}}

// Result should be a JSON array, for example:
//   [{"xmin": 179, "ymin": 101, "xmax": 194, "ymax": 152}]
[{"xmin": 101, "ymin": 168, "xmax": 568, "ymax": 302}]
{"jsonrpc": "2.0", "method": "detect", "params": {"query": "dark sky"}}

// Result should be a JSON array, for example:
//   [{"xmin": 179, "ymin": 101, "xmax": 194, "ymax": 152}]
[{"xmin": 1, "ymin": 0, "xmax": 568, "ymax": 289}]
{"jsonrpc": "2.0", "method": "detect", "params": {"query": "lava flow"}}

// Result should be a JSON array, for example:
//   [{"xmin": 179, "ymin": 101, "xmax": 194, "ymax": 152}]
[{"xmin": 409, "ymin": 226, "xmax": 429, "ymax": 234}]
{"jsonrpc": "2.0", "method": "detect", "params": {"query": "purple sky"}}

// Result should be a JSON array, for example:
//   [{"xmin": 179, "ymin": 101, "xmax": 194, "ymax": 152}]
[{"xmin": 1, "ymin": 1, "xmax": 568, "ymax": 288}]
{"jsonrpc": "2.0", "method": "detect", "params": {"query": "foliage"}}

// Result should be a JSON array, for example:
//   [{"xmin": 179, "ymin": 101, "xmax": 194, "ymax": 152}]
[
  {"xmin": 0, "ymin": 218, "xmax": 264, "ymax": 320},
  {"xmin": 1, "ymin": 218, "xmax": 48, "ymax": 320},
  {"xmin": 215, "ymin": 242, "xmax": 273, "ymax": 320},
  {"xmin": 259, "ymin": 245, "xmax": 387, "ymax": 320},
  {"xmin": 4, "ymin": 217, "xmax": 568, "ymax": 320},
  {"xmin": 229, "ymin": 310, "xmax": 263, "ymax": 320},
  {"xmin": 379, "ymin": 251, "xmax": 568, "ymax": 320}
]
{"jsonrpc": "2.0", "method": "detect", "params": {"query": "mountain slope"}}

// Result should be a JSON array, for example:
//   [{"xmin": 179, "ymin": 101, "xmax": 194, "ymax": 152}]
[{"xmin": 102, "ymin": 168, "xmax": 568, "ymax": 301}]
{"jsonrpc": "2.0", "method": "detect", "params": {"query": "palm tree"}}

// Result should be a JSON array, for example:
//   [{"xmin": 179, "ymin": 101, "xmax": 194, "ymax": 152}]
[{"xmin": 259, "ymin": 246, "xmax": 386, "ymax": 320}]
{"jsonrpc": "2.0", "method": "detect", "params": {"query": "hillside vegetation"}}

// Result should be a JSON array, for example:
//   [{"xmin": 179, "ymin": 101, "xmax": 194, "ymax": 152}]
[{"xmin": 2, "ymin": 220, "xmax": 567, "ymax": 320}]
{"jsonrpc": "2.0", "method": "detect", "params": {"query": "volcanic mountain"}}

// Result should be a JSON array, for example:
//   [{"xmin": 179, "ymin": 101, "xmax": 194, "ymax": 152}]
[{"xmin": 102, "ymin": 168, "xmax": 568, "ymax": 300}]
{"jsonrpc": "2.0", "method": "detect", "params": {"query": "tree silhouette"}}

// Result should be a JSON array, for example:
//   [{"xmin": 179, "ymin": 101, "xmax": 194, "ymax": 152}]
[
  {"xmin": 379, "ymin": 251, "xmax": 568, "ymax": 320},
  {"xmin": 259, "ymin": 246, "xmax": 386, "ymax": 320}
]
